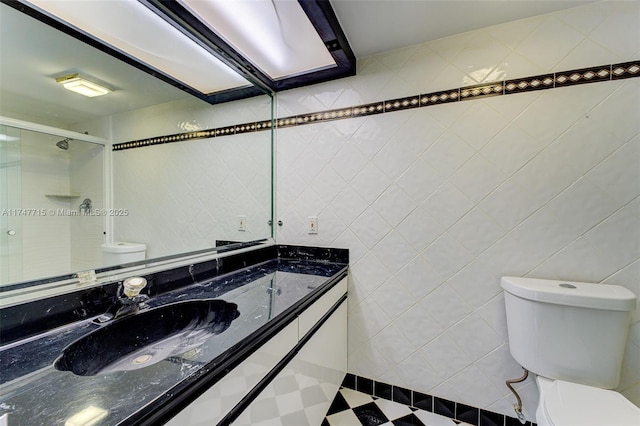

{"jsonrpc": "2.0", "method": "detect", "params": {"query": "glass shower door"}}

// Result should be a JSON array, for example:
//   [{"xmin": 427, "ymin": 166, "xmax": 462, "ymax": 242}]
[{"xmin": 0, "ymin": 125, "xmax": 23, "ymax": 284}]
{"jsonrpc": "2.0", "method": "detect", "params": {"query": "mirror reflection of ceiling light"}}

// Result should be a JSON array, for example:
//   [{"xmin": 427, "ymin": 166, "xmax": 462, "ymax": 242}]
[
  {"xmin": 177, "ymin": 0, "xmax": 336, "ymax": 80},
  {"xmin": 64, "ymin": 405, "xmax": 108, "ymax": 426},
  {"xmin": 17, "ymin": 0, "xmax": 353, "ymax": 102},
  {"xmin": 23, "ymin": 0, "xmax": 249, "ymax": 95},
  {"xmin": 55, "ymin": 73, "xmax": 111, "ymax": 98}
]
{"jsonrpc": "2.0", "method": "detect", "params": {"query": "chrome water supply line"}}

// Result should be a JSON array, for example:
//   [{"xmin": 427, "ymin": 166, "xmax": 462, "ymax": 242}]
[{"xmin": 506, "ymin": 367, "xmax": 528, "ymax": 424}]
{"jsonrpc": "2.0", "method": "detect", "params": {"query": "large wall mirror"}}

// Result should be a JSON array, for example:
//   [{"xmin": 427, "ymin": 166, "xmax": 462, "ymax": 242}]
[{"xmin": 0, "ymin": 1, "xmax": 274, "ymax": 290}]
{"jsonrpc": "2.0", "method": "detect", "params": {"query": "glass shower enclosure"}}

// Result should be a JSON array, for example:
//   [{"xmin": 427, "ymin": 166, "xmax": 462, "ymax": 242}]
[
  {"xmin": 0, "ymin": 124, "xmax": 105, "ymax": 285},
  {"xmin": 0, "ymin": 125, "xmax": 23, "ymax": 283}
]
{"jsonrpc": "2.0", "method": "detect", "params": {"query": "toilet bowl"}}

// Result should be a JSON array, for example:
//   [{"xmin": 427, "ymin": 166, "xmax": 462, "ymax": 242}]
[{"xmin": 534, "ymin": 375, "xmax": 639, "ymax": 426}]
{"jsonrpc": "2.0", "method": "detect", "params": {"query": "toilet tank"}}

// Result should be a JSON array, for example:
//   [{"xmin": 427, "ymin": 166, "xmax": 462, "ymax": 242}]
[
  {"xmin": 501, "ymin": 277, "xmax": 636, "ymax": 389},
  {"xmin": 102, "ymin": 242, "xmax": 146, "ymax": 266}
]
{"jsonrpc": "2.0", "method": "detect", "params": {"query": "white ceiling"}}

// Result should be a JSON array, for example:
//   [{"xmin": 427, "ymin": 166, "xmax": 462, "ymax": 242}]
[
  {"xmin": 0, "ymin": 0, "xmax": 597, "ymax": 127},
  {"xmin": 332, "ymin": 0, "xmax": 597, "ymax": 58},
  {"xmin": 0, "ymin": 3, "xmax": 194, "ymax": 127}
]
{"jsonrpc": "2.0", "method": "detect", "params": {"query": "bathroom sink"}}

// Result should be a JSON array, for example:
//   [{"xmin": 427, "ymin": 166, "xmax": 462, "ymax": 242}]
[{"xmin": 55, "ymin": 299, "xmax": 240, "ymax": 376}]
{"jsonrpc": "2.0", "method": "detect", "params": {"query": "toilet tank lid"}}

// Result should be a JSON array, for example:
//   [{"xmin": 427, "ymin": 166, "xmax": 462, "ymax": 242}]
[
  {"xmin": 101, "ymin": 242, "xmax": 146, "ymax": 253},
  {"xmin": 501, "ymin": 277, "xmax": 637, "ymax": 311}
]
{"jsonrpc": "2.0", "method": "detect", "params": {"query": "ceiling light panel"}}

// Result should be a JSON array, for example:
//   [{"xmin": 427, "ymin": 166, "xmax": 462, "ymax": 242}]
[
  {"xmin": 178, "ymin": 0, "xmax": 337, "ymax": 80},
  {"xmin": 56, "ymin": 73, "xmax": 111, "ymax": 97},
  {"xmin": 22, "ymin": 0, "xmax": 249, "ymax": 95}
]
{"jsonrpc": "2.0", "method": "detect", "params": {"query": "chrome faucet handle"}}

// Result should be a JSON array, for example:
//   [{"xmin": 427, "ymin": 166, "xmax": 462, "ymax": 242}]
[
  {"xmin": 95, "ymin": 277, "xmax": 150, "ymax": 323},
  {"xmin": 128, "ymin": 294, "xmax": 149, "ymax": 309},
  {"xmin": 122, "ymin": 293, "xmax": 149, "ymax": 305},
  {"xmin": 122, "ymin": 277, "xmax": 147, "ymax": 298}
]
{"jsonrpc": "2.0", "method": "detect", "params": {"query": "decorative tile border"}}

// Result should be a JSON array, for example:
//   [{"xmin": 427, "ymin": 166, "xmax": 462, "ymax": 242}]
[
  {"xmin": 555, "ymin": 65, "xmax": 611, "ymax": 87},
  {"xmin": 112, "ymin": 119, "xmax": 272, "ymax": 151},
  {"xmin": 421, "ymin": 89, "xmax": 460, "ymax": 106},
  {"xmin": 460, "ymin": 82, "xmax": 504, "ymax": 100},
  {"xmin": 385, "ymin": 95, "xmax": 421, "ymax": 112},
  {"xmin": 341, "ymin": 374, "xmax": 536, "ymax": 426},
  {"xmin": 352, "ymin": 101, "xmax": 385, "ymax": 117},
  {"xmin": 504, "ymin": 73, "xmax": 555, "ymax": 94},
  {"xmin": 612, "ymin": 61, "xmax": 640, "ymax": 79},
  {"xmin": 113, "ymin": 60, "xmax": 639, "ymax": 151}
]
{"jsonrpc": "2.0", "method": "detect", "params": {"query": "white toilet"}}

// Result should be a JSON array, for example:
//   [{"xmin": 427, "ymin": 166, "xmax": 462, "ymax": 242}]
[
  {"xmin": 501, "ymin": 276, "xmax": 640, "ymax": 426},
  {"xmin": 101, "ymin": 242, "xmax": 146, "ymax": 266}
]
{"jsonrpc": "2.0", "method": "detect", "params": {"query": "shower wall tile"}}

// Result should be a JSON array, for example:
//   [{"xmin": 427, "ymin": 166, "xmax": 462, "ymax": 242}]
[
  {"xmin": 19, "ymin": 132, "xmax": 71, "ymax": 281},
  {"xmin": 70, "ymin": 141, "xmax": 104, "ymax": 272},
  {"xmin": 275, "ymin": 1, "xmax": 640, "ymax": 422}
]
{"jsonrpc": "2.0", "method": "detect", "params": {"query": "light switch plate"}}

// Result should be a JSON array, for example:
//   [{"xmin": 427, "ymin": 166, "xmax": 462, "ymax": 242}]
[{"xmin": 308, "ymin": 216, "xmax": 318, "ymax": 234}]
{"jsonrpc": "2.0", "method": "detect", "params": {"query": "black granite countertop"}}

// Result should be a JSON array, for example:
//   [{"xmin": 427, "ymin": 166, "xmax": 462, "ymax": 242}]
[{"xmin": 0, "ymin": 247, "xmax": 348, "ymax": 425}]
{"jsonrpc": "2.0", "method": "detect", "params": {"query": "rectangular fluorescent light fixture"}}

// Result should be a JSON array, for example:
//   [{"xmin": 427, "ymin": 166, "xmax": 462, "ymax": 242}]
[
  {"xmin": 23, "ymin": 0, "xmax": 249, "ymax": 95},
  {"xmin": 55, "ymin": 73, "xmax": 111, "ymax": 97},
  {"xmin": 178, "ymin": 0, "xmax": 337, "ymax": 80}
]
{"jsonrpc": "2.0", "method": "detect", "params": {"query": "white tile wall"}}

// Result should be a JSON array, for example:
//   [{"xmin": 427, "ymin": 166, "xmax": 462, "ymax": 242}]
[
  {"xmin": 111, "ymin": 96, "xmax": 272, "ymax": 260},
  {"xmin": 275, "ymin": 1, "xmax": 640, "ymax": 421}
]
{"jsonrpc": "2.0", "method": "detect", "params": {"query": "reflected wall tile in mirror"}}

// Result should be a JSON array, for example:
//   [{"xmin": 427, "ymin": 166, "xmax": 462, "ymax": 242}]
[{"xmin": 112, "ymin": 97, "xmax": 273, "ymax": 261}]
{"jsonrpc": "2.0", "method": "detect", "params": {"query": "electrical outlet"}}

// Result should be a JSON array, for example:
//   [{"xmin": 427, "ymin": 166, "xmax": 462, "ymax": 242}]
[
  {"xmin": 238, "ymin": 215, "xmax": 246, "ymax": 231},
  {"xmin": 308, "ymin": 216, "xmax": 318, "ymax": 234}
]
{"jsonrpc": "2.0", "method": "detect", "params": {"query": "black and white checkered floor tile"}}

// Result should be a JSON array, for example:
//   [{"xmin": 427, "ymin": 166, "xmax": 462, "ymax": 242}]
[{"xmin": 323, "ymin": 388, "xmax": 473, "ymax": 426}]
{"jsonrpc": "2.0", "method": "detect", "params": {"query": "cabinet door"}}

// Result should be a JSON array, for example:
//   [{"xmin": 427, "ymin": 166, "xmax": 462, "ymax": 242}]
[
  {"xmin": 298, "ymin": 277, "xmax": 347, "ymax": 339},
  {"xmin": 166, "ymin": 321, "xmax": 299, "ymax": 426},
  {"xmin": 233, "ymin": 302, "xmax": 348, "ymax": 426}
]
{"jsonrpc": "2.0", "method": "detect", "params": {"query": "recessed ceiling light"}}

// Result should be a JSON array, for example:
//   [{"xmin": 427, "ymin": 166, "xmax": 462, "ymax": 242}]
[{"xmin": 55, "ymin": 73, "xmax": 111, "ymax": 98}]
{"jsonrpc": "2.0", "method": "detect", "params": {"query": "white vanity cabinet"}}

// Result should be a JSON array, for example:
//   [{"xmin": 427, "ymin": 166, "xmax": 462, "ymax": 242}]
[
  {"xmin": 166, "ymin": 277, "xmax": 348, "ymax": 426},
  {"xmin": 233, "ymin": 300, "xmax": 347, "ymax": 425}
]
